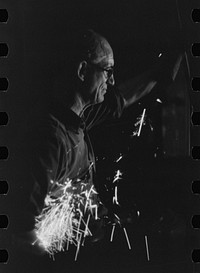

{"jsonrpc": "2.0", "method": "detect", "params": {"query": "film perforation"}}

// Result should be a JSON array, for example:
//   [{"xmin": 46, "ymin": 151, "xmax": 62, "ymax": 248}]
[
  {"xmin": 0, "ymin": 215, "xmax": 8, "ymax": 229},
  {"xmin": 191, "ymin": 126, "xmax": 200, "ymax": 146},
  {"xmin": 0, "ymin": 181, "xmax": 8, "ymax": 195},
  {"xmin": 0, "ymin": 147, "xmax": 8, "ymax": 160},
  {"xmin": 191, "ymin": 111, "xmax": 200, "ymax": 125},
  {"xmin": 191, "ymin": 43, "xmax": 200, "ymax": 57},
  {"xmin": 0, "ymin": 78, "xmax": 8, "ymax": 92},
  {"xmin": 0, "ymin": 249, "xmax": 8, "ymax": 263},
  {"xmin": 0, "ymin": 112, "xmax": 8, "ymax": 126},
  {"xmin": 192, "ymin": 77, "xmax": 200, "ymax": 91},
  {"xmin": 192, "ymin": 215, "xmax": 200, "ymax": 229},
  {"xmin": 0, "ymin": 43, "xmax": 8, "ymax": 57},
  {"xmin": 0, "ymin": 9, "xmax": 8, "ymax": 23},
  {"xmin": 192, "ymin": 180, "xmax": 200, "ymax": 194},
  {"xmin": 191, "ymin": 146, "xmax": 200, "ymax": 160},
  {"xmin": 192, "ymin": 249, "xmax": 200, "ymax": 263},
  {"xmin": 191, "ymin": 9, "xmax": 200, "ymax": 23}
]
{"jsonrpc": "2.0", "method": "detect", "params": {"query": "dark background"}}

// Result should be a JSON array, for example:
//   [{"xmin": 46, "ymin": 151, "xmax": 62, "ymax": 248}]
[{"xmin": 1, "ymin": 0, "xmax": 200, "ymax": 272}]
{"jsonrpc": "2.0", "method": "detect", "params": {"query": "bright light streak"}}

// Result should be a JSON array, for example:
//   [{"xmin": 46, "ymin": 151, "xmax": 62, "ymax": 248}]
[
  {"xmin": 115, "ymin": 154, "xmax": 123, "ymax": 163},
  {"xmin": 113, "ymin": 170, "xmax": 123, "ymax": 183},
  {"xmin": 132, "ymin": 109, "xmax": 146, "ymax": 137},
  {"xmin": 123, "ymin": 228, "xmax": 131, "ymax": 250},
  {"xmin": 110, "ymin": 215, "xmax": 132, "ymax": 251},
  {"xmin": 89, "ymin": 200, "xmax": 98, "ymax": 220},
  {"xmin": 113, "ymin": 186, "xmax": 120, "ymax": 205},
  {"xmin": 145, "ymin": 235, "xmax": 150, "ymax": 261},
  {"xmin": 114, "ymin": 213, "xmax": 120, "ymax": 222},
  {"xmin": 75, "ymin": 233, "xmax": 82, "ymax": 261},
  {"xmin": 137, "ymin": 108, "xmax": 146, "ymax": 136},
  {"xmin": 110, "ymin": 225, "xmax": 116, "ymax": 242}
]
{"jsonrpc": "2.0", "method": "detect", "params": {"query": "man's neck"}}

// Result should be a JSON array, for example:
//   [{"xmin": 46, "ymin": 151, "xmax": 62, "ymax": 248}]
[{"xmin": 70, "ymin": 94, "xmax": 89, "ymax": 117}]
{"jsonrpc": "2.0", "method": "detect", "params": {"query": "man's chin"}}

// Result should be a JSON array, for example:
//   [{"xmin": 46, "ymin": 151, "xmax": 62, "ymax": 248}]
[
  {"xmin": 97, "ymin": 96, "xmax": 105, "ymax": 104},
  {"xmin": 93, "ymin": 95, "xmax": 105, "ymax": 105}
]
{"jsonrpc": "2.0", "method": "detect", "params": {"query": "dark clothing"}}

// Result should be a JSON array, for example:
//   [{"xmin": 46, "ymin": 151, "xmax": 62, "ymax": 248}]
[{"xmin": 10, "ymin": 88, "xmax": 125, "ymax": 234}]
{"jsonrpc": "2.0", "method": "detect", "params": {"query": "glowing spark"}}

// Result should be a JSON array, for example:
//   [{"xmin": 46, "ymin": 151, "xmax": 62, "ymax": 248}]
[
  {"xmin": 113, "ymin": 186, "xmax": 120, "ymax": 205},
  {"xmin": 66, "ymin": 237, "xmax": 70, "ymax": 250},
  {"xmin": 137, "ymin": 210, "xmax": 140, "ymax": 217},
  {"xmin": 115, "ymin": 154, "xmax": 123, "ymax": 163},
  {"xmin": 158, "ymin": 53, "xmax": 162, "ymax": 58},
  {"xmin": 145, "ymin": 235, "xmax": 150, "ymax": 261},
  {"xmin": 34, "ymin": 179, "xmax": 99, "ymax": 259},
  {"xmin": 76, "ymin": 213, "xmax": 82, "ymax": 241},
  {"xmin": 89, "ymin": 200, "xmax": 98, "ymax": 220},
  {"xmin": 137, "ymin": 108, "xmax": 146, "ymax": 136},
  {"xmin": 110, "ymin": 214, "xmax": 132, "ymax": 251},
  {"xmin": 123, "ymin": 228, "xmax": 131, "ymax": 250},
  {"xmin": 131, "ymin": 109, "xmax": 146, "ymax": 137},
  {"xmin": 110, "ymin": 225, "xmax": 116, "ymax": 242},
  {"xmin": 84, "ymin": 214, "xmax": 91, "ymax": 237},
  {"xmin": 75, "ymin": 233, "xmax": 82, "ymax": 261},
  {"xmin": 156, "ymin": 98, "xmax": 162, "ymax": 103},
  {"xmin": 150, "ymin": 124, "xmax": 154, "ymax": 131},
  {"xmin": 114, "ymin": 213, "xmax": 121, "ymax": 225},
  {"xmin": 113, "ymin": 170, "xmax": 123, "ymax": 183}
]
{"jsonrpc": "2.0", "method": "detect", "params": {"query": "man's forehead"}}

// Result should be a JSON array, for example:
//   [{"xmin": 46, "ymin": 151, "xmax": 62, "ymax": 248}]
[{"xmin": 98, "ymin": 54, "xmax": 114, "ymax": 67}]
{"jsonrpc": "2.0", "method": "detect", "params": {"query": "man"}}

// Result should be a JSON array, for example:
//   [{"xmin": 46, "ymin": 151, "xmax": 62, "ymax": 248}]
[{"xmin": 9, "ymin": 29, "xmax": 182, "ymax": 261}]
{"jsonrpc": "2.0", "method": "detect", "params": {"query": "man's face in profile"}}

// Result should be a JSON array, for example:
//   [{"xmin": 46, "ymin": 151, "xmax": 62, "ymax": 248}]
[{"xmin": 85, "ymin": 52, "xmax": 115, "ymax": 105}]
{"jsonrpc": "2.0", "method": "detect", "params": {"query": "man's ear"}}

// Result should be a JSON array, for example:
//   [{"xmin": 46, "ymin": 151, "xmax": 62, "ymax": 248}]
[{"xmin": 77, "ymin": 61, "xmax": 87, "ymax": 81}]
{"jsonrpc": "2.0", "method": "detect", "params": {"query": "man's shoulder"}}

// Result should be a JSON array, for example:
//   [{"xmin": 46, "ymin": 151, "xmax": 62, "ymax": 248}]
[{"xmin": 28, "ymin": 98, "xmax": 65, "ymax": 131}]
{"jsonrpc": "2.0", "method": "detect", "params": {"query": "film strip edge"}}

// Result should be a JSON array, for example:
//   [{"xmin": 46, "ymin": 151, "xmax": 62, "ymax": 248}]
[
  {"xmin": 191, "ymin": 2, "xmax": 200, "ymax": 270},
  {"xmin": 0, "ymin": 7, "xmax": 9, "ymax": 265}
]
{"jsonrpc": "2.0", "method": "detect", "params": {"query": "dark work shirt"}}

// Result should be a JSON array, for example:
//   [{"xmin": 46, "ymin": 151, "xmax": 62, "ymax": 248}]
[{"xmin": 10, "ymin": 88, "xmax": 125, "ymax": 232}]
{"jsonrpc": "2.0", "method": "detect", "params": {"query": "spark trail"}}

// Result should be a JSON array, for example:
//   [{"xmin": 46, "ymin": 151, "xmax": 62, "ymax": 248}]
[{"xmin": 132, "ymin": 108, "xmax": 146, "ymax": 137}]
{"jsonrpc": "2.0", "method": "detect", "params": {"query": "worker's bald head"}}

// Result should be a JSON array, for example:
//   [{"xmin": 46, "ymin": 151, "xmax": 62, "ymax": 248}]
[{"xmin": 81, "ymin": 29, "xmax": 114, "ymax": 66}]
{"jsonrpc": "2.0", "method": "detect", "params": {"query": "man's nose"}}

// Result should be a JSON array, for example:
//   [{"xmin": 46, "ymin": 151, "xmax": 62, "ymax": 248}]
[{"xmin": 107, "ymin": 74, "xmax": 115, "ymax": 86}]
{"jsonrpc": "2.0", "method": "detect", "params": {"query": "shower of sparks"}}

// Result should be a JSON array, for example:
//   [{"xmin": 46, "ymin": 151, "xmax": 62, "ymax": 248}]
[
  {"xmin": 34, "ymin": 179, "xmax": 99, "ymax": 259},
  {"xmin": 145, "ymin": 235, "xmax": 150, "ymax": 261},
  {"xmin": 131, "ymin": 108, "xmax": 146, "ymax": 137},
  {"xmin": 110, "ymin": 225, "xmax": 116, "ymax": 242},
  {"xmin": 123, "ymin": 228, "xmax": 131, "ymax": 250}
]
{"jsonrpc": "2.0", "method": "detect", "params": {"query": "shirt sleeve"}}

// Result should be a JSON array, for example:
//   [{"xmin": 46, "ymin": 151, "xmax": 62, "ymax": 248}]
[{"xmin": 85, "ymin": 86, "xmax": 126, "ymax": 131}]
